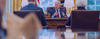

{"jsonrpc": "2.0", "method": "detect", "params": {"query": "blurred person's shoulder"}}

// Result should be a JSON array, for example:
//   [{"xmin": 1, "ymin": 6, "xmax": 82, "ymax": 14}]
[
  {"xmin": 21, "ymin": 4, "xmax": 30, "ymax": 10},
  {"xmin": 36, "ymin": 6, "xmax": 43, "ymax": 10}
]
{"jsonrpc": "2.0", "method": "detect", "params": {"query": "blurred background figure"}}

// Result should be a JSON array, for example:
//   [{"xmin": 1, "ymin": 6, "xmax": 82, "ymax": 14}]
[
  {"xmin": 47, "ymin": 1, "xmax": 67, "ymax": 18},
  {"xmin": 76, "ymin": 0, "xmax": 87, "ymax": 10},
  {"xmin": 21, "ymin": 0, "xmax": 47, "ymax": 26}
]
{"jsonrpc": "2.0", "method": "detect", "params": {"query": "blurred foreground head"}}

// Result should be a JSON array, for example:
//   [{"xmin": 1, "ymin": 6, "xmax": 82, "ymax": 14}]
[{"xmin": 7, "ymin": 13, "xmax": 42, "ymax": 39}]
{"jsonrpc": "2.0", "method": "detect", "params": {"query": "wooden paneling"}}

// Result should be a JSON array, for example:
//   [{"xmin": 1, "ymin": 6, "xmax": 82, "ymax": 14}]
[
  {"xmin": 99, "ymin": 21, "xmax": 100, "ymax": 32},
  {"xmin": 46, "ymin": 18, "xmax": 67, "ymax": 29}
]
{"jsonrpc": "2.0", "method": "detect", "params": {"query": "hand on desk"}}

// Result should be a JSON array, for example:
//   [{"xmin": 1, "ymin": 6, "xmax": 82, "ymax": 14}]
[
  {"xmin": 52, "ymin": 12, "xmax": 67, "ymax": 18},
  {"xmin": 53, "ymin": 12, "xmax": 59, "ymax": 17},
  {"xmin": 62, "ymin": 12, "xmax": 67, "ymax": 18}
]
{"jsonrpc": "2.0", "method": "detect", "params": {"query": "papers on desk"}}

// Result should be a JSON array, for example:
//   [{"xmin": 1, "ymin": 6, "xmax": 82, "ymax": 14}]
[
  {"xmin": 64, "ymin": 32, "xmax": 74, "ymax": 39},
  {"xmin": 64, "ymin": 29, "xmax": 74, "ymax": 39}
]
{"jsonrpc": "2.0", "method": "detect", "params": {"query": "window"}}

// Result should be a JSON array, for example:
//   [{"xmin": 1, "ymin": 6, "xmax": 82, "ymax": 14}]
[{"xmin": 87, "ymin": 0, "xmax": 100, "ymax": 10}]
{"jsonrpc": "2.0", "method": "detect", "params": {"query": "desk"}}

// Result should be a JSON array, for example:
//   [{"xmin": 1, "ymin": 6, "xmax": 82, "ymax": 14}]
[
  {"xmin": 46, "ymin": 18, "xmax": 67, "ymax": 29},
  {"xmin": 46, "ymin": 18, "xmax": 100, "ymax": 31}
]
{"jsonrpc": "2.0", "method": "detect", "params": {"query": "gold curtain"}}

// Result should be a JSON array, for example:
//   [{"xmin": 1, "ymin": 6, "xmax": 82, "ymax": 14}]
[
  {"xmin": 13, "ymin": 0, "xmax": 22, "ymax": 11},
  {"xmin": 73, "ymin": 0, "xmax": 77, "ymax": 10}
]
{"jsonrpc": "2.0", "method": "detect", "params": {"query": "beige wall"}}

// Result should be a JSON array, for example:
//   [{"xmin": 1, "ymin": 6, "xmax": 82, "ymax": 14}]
[{"xmin": 0, "ymin": 0, "xmax": 6, "ymax": 15}]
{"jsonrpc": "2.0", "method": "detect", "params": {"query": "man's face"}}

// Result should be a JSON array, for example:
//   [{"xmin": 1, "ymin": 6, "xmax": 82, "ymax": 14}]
[{"xmin": 55, "ymin": 2, "xmax": 61, "ymax": 9}]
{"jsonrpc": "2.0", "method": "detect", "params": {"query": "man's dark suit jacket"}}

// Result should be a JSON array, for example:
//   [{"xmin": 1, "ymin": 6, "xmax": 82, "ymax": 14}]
[
  {"xmin": 77, "ymin": 6, "xmax": 86, "ymax": 10},
  {"xmin": 0, "ymin": 9, "xmax": 2, "ymax": 29},
  {"xmin": 47, "ymin": 7, "xmax": 67, "ymax": 18},
  {"xmin": 21, "ymin": 3, "xmax": 47, "ymax": 26}
]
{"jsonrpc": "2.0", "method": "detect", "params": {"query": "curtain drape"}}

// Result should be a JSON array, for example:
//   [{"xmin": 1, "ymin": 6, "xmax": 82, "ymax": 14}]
[{"xmin": 13, "ymin": 0, "xmax": 22, "ymax": 11}]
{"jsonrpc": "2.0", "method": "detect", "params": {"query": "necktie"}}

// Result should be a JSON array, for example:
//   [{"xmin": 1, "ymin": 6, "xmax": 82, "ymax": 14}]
[{"xmin": 56, "ymin": 9, "xmax": 60, "ymax": 18}]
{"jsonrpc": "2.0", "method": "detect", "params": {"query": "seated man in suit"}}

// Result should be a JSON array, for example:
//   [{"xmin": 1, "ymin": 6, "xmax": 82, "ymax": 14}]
[
  {"xmin": 47, "ymin": 1, "xmax": 67, "ymax": 18},
  {"xmin": 21, "ymin": 0, "xmax": 47, "ymax": 26}
]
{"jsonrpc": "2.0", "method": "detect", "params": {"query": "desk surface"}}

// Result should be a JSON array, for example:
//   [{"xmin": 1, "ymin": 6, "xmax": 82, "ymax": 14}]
[{"xmin": 39, "ymin": 29, "xmax": 100, "ymax": 39}]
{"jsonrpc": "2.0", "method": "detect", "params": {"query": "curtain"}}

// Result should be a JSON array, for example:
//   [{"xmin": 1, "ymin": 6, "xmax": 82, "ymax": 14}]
[{"xmin": 13, "ymin": 0, "xmax": 22, "ymax": 11}]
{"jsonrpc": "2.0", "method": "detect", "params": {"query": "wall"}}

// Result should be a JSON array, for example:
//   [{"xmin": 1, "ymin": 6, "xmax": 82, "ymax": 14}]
[{"xmin": 0, "ymin": 0, "xmax": 6, "ymax": 15}]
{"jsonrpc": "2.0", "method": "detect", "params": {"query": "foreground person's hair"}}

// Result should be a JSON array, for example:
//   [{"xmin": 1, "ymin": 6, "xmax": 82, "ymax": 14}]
[{"xmin": 7, "ymin": 13, "xmax": 42, "ymax": 39}]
